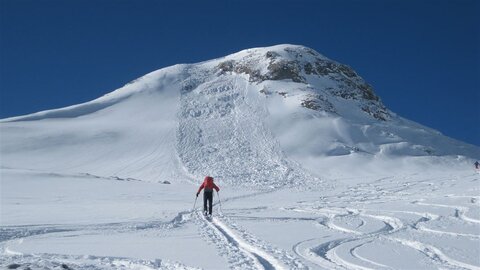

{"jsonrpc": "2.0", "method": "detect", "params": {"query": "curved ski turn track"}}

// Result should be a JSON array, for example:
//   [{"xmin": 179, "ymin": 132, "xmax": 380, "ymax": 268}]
[{"xmin": 1, "ymin": 170, "xmax": 480, "ymax": 269}]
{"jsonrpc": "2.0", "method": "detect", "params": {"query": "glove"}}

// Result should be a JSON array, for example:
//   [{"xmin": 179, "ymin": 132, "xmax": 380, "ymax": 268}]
[{"xmin": 196, "ymin": 193, "xmax": 199, "ymax": 197}]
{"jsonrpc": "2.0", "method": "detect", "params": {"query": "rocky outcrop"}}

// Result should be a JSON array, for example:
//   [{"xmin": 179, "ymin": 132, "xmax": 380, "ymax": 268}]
[
  {"xmin": 301, "ymin": 94, "xmax": 336, "ymax": 113},
  {"xmin": 216, "ymin": 45, "xmax": 390, "ymax": 121}
]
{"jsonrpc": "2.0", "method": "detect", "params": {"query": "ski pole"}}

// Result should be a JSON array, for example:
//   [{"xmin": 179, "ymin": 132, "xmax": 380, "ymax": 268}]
[{"xmin": 192, "ymin": 196, "xmax": 198, "ymax": 211}]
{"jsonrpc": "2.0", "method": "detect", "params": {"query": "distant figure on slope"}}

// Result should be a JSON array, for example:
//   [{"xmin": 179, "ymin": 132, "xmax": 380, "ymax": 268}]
[
  {"xmin": 196, "ymin": 176, "xmax": 220, "ymax": 216},
  {"xmin": 475, "ymin": 161, "xmax": 480, "ymax": 169}
]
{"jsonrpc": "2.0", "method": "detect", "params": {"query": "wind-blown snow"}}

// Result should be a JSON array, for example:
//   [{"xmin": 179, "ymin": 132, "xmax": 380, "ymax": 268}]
[{"xmin": 1, "ymin": 44, "xmax": 479, "ymax": 269}]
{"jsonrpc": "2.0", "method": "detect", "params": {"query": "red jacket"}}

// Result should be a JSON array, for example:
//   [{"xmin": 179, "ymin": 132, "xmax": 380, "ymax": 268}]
[{"xmin": 197, "ymin": 176, "xmax": 220, "ymax": 193}]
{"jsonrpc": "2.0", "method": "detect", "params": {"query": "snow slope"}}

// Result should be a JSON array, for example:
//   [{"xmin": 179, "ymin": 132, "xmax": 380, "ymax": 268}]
[
  {"xmin": 1, "ymin": 44, "xmax": 479, "ymax": 269},
  {"xmin": 2, "ymin": 44, "xmax": 477, "ymax": 184}
]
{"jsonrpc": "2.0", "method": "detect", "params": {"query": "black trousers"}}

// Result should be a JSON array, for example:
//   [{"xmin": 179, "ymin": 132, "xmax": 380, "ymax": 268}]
[{"xmin": 203, "ymin": 190, "xmax": 213, "ymax": 215}]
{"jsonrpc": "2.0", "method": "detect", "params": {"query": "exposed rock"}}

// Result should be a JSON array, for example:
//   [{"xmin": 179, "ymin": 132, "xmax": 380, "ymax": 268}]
[
  {"xmin": 266, "ymin": 60, "xmax": 305, "ymax": 83},
  {"xmin": 301, "ymin": 94, "xmax": 336, "ymax": 113},
  {"xmin": 217, "ymin": 58, "xmax": 306, "ymax": 83},
  {"xmin": 337, "ymin": 64, "xmax": 358, "ymax": 78},
  {"xmin": 361, "ymin": 103, "xmax": 390, "ymax": 121},
  {"xmin": 216, "ymin": 45, "xmax": 390, "ymax": 120},
  {"xmin": 217, "ymin": 60, "xmax": 235, "ymax": 74},
  {"xmin": 304, "ymin": 62, "xmax": 315, "ymax": 74},
  {"xmin": 358, "ymin": 83, "xmax": 379, "ymax": 101},
  {"xmin": 265, "ymin": 51, "xmax": 279, "ymax": 59}
]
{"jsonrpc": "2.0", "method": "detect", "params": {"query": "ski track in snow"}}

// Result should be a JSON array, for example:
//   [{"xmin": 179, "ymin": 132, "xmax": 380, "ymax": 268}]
[
  {"xmin": 286, "ymin": 175, "xmax": 480, "ymax": 270},
  {"xmin": 1, "ymin": 175, "xmax": 480, "ymax": 269},
  {"xmin": 0, "ymin": 210, "xmax": 192, "ymax": 243},
  {"xmin": 192, "ymin": 188, "xmax": 307, "ymax": 270},
  {"xmin": 387, "ymin": 237, "xmax": 480, "ymax": 270},
  {"xmin": 1, "ymin": 191, "xmax": 304, "ymax": 270},
  {"xmin": 0, "ymin": 211, "xmax": 199, "ymax": 269},
  {"xmin": 0, "ymin": 250, "xmax": 202, "ymax": 270},
  {"xmin": 294, "ymin": 210, "xmax": 403, "ymax": 270},
  {"xmin": 195, "ymin": 211, "xmax": 259, "ymax": 270}
]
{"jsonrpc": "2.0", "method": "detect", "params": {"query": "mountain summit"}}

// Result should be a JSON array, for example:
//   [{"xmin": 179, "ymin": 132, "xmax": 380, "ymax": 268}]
[
  {"xmin": 216, "ymin": 44, "xmax": 389, "ymax": 121},
  {"xmin": 1, "ymin": 44, "xmax": 478, "ymax": 186}
]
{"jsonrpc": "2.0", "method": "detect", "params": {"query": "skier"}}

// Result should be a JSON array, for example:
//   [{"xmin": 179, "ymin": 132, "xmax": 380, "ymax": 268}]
[
  {"xmin": 196, "ymin": 176, "xmax": 220, "ymax": 216},
  {"xmin": 475, "ymin": 161, "xmax": 480, "ymax": 169}
]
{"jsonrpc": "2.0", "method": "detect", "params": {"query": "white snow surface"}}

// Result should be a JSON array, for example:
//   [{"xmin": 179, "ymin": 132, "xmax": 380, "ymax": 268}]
[{"xmin": 1, "ymin": 44, "xmax": 479, "ymax": 269}]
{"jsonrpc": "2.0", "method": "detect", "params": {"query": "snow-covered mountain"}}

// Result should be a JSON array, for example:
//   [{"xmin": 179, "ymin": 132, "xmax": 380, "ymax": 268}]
[
  {"xmin": 2, "ymin": 45, "xmax": 480, "ymax": 270},
  {"xmin": 1, "ymin": 44, "xmax": 478, "ymax": 186}
]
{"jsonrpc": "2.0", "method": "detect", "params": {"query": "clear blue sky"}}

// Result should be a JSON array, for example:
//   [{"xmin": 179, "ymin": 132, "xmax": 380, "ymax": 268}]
[{"xmin": 1, "ymin": 0, "xmax": 479, "ymax": 146}]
